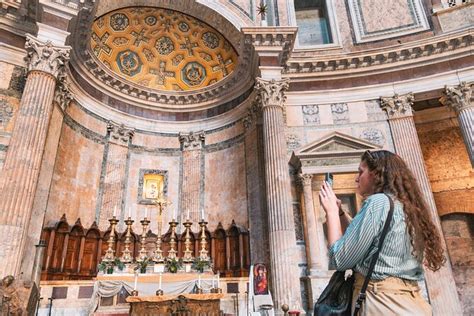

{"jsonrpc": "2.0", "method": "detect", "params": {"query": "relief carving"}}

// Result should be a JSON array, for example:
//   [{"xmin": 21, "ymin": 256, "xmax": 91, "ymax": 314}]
[
  {"xmin": 331, "ymin": 103, "xmax": 349, "ymax": 124},
  {"xmin": 25, "ymin": 35, "xmax": 70, "ymax": 78},
  {"xmin": 179, "ymin": 131, "xmax": 205, "ymax": 150},
  {"xmin": 54, "ymin": 73, "xmax": 73, "ymax": 111},
  {"xmin": 286, "ymin": 133, "xmax": 301, "ymax": 151},
  {"xmin": 302, "ymin": 105, "xmax": 320, "ymax": 125},
  {"xmin": 440, "ymin": 81, "xmax": 473, "ymax": 114},
  {"xmin": 380, "ymin": 93, "xmax": 414, "ymax": 119},
  {"xmin": 360, "ymin": 128, "xmax": 385, "ymax": 146}
]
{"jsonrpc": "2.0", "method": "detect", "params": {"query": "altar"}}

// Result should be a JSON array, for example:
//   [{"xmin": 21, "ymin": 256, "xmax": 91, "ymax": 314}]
[{"xmin": 127, "ymin": 293, "xmax": 224, "ymax": 316}]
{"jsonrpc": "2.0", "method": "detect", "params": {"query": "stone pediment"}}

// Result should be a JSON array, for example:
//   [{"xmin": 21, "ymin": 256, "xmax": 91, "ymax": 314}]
[{"xmin": 290, "ymin": 132, "xmax": 382, "ymax": 172}]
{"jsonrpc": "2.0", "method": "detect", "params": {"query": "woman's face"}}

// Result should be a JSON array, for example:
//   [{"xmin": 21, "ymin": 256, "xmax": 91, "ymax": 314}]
[{"xmin": 356, "ymin": 160, "xmax": 376, "ymax": 196}]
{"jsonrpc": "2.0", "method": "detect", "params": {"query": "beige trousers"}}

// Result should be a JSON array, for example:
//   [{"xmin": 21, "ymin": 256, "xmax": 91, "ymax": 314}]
[{"xmin": 351, "ymin": 273, "xmax": 432, "ymax": 316}]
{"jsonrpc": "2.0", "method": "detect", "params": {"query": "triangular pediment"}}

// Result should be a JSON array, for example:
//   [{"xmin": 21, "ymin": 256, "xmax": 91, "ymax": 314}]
[
  {"xmin": 296, "ymin": 132, "xmax": 380, "ymax": 156},
  {"xmin": 290, "ymin": 132, "xmax": 382, "ymax": 170}
]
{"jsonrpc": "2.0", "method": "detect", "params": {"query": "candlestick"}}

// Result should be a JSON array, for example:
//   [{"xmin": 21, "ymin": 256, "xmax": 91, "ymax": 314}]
[
  {"xmin": 128, "ymin": 207, "xmax": 132, "ymax": 218},
  {"xmin": 182, "ymin": 219, "xmax": 193, "ymax": 262},
  {"xmin": 137, "ymin": 217, "xmax": 150, "ymax": 262},
  {"xmin": 102, "ymin": 216, "xmax": 119, "ymax": 262},
  {"xmin": 198, "ymin": 274, "xmax": 201, "ymax": 287},
  {"xmin": 159, "ymin": 272, "xmax": 162, "ymax": 290},
  {"xmin": 134, "ymin": 271, "xmax": 138, "ymax": 290},
  {"xmin": 172, "ymin": 208, "xmax": 176, "ymax": 221},
  {"xmin": 167, "ymin": 219, "xmax": 178, "ymax": 259},
  {"xmin": 145, "ymin": 207, "xmax": 148, "ymax": 219},
  {"xmin": 198, "ymin": 219, "xmax": 209, "ymax": 261},
  {"xmin": 186, "ymin": 209, "xmax": 190, "ymax": 220},
  {"xmin": 119, "ymin": 217, "xmax": 134, "ymax": 263},
  {"xmin": 217, "ymin": 273, "xmax": 220, "ymax": 288},
  {"xmin": 201, "ymin": 208, "xmax": 204, "ymax": 221},
  {"xmin": 113, "ymin": 206, "xmax": 117, "ymax": 217}
]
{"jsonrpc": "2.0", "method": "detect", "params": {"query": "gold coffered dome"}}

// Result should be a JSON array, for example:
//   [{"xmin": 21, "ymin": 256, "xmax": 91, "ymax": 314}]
[{"xmin": 90, "ymin": 7, "xmax": 238, "ymax": 92}]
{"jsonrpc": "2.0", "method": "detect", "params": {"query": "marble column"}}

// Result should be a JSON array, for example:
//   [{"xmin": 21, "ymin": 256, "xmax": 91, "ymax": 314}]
[
  {"xmin": 299, "ymin": 173, "xmax": 328, "ymax": 274},
  {"xmin": 179, "ymin": 131, "xmax": 205, "ymax": 232},
  {"xmin": 255, "ymin": 78, "xmax": 301, "ymax": 311},
  {"xmin": 97, "ymin": 122, "xmax": 134, "ymax": 230},
  {"xmin": 0, "ymin": 35, "xmax": 70, "ymax": 277},
  {"xmin": 440, "ymin": 81, "xmax": 473, "ymax": 167},
  {"xmin": 380, "ymin": 93, "xmax": 462, "ymax": 315}
]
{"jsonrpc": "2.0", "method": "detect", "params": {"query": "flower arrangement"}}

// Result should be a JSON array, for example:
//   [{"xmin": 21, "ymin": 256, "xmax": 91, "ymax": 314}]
[
  {"xmin": 165, "ymin": 257, "xmax": 182, "ymax": 273},
  {"xmin": 98, "ymin": 258, "xmax": 125, "ymax": 274},
  {"xmin": 192, "ymin": 257, "xmax": 212, "ymax": 273},
  {"xmin": 135, "ymin": 258, "xmax": 150, "ymax": 273}
]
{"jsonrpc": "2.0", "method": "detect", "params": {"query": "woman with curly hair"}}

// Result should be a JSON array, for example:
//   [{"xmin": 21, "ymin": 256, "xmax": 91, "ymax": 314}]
[{"xmin": 319, "ymin": 150, "xmax": 445, "ymax": 315}]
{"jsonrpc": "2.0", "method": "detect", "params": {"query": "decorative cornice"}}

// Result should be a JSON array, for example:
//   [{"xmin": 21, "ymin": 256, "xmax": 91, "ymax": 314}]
[
  {"xmin": 179, "ymin": 131, "xmax": 205, "ymax": 150},
  {"xmin": 254, "ymin": 78, "xmax": 289, "ymax": 110},
  {"xmin": 380, "ymin": 93, "xmax": 415, "ymax": 119},
  {"xmin": 440, "ymin": 81, "xmax": 473, "ymax": 114},
  {"xmin": 25, "ymin": 35, "xmax": 70, "ymax": 78},
  {"xmin": 285, "ymin": 31, "xmax": 472, "ymax": 76},
  {"xmin": 107, "ymin": 121, "xmax": 134, "ymax": 146},
  {"xmin": 241, "ymin": 27, "xmax": 298, "ymax": 66}
]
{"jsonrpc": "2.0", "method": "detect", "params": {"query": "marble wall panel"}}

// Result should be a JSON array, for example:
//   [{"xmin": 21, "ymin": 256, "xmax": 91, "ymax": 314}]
[
  {"xmin": 205, "ymin": 121, "xmax": 243, "ymax": 145},
  {"xmin": 46, "ymin": 124, "xmax": 104, "ymax": 229},
  {"xmin": 0, "ymin": 62, "xmax": 15, "ymax": 90},
  {"xmin": 361, "ymin": 0, "xmax": 414, "ymax": 33},
  {"xmin": 132, "ymin": 132, "xmax": 180, "ymax": 149},
  {"xmin": 125, "ymin": 152, "xmax": 181, "ymax": 233},
  {"xmin": 347, "ymin": 101, "xmax": 368, "ymax": 123},
  {"xmin": 437, "ymin": 4, "xmax": 474, "ymax": 33},
  {"xmin": 286, "ymin": 105, "xmax": 304, "ymax": 127},
  {"xmin": 417, "ymin": 124, "xmax": 473, "ymax": 215},
  {"xmin": 204, "ymin": 142, "xmax": 248, "ymax": 231},
  {"xmin": 0, "ymin": 94, "xmax": 19, "ymax": 134},
  {"xmin": 66, "ymin": 102, "xmax": 108, "ymax": 137}
]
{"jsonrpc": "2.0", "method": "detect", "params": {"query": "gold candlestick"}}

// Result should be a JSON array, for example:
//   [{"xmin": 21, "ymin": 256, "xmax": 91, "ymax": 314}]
[
  {"xmin": 198, "ymin": 220, "xmax": 209, "ymax": 261},
  {"xmin": 120, "ymin": 217, "xmax": 134, "ymax": 263},
  {"xmin": 152, "ymin": 230, "xmax": 164, "ymax": 263},
  {"xmin": 102, "ymin": 216, "xmax": 119, "ymax": 262},
  {"xmin": 182, "ymin": 220, "xmax": 194, "ymax": 262},
  {"xmin": 167, "ymin": 219, "xmax": 178, "ymax": 259},
  {"xmin": 137, "ymin": 217, "xmax": 150, "ymax": 262}
]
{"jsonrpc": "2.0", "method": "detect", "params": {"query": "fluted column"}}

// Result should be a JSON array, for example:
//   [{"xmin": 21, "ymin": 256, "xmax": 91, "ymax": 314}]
[
  {"xmin": 179, "ymin": 131, "xmax": 205, "ymax": 232},
  {"xmin": 255, "ymin": 78, "xmax": 301, "ymax": 311},
  {"xmin": 440, "ymin": 81, "xmax": 473, "ymax": 167},
  {"xmin": 97, "ymin": 122, "xmax": 134, "ymax": 229},
  {"xmin": 299, "ymin": 174, "xmax": 328, "ymax": 274},
  {"xmin": 381, "ymin": 93, "xmax": 462, "ymax": 315},
  {"xmin": 0, "ymin": 35, "xmax": 70, "ymax": 277}
]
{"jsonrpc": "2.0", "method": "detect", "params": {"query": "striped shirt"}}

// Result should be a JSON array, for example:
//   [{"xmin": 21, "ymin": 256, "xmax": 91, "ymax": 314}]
[{"xmin": 328, "ymin": 193, "xmax": 424, "ymax": 281}]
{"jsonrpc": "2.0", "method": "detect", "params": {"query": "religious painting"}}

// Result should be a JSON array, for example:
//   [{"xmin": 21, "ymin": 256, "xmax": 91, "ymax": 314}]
[
  {"xmin": 253, "ymin": 263, "xmax": 268, "ymax": 295},
  {"xmin": 137, "ymin": 169, "xmax": 168, "ymax": 205},
  {"xmin": 143, "ymin": 174, "xmax": 164, "ymax": 200}
]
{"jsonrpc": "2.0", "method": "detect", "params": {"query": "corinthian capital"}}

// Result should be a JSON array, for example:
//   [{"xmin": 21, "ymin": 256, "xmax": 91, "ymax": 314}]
[
  {"xmin": 179, "ymin": 131, "xmax": 205, "ymax": 150},
  {"xmin": 380, "ymin": 93, "xmax": 414, "ymax": 119},
  {"xmin": 254, "ymin": 78, "xmax": 289, "ymax": 110},
  {"xmin": 440, "ymin": 82, "xmax": 473, "ymax": 114},
  {"xmin": 298, "ymin": 173, "xmax": 313, "ymax": 187},
  {"xmin": 54, "ymin": 73, "xmax": 73, "ymax": 111},
  {"xmin": 107, "ymin": 122, "xmax": 134, "ymax": 146},
  {"xmin": 25, "ymin": 35, "xmax": 70, "ymax": 78}
]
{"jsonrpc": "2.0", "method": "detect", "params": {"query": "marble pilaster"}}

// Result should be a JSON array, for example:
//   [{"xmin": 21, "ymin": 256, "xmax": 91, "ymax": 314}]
[
  {"xmin": 440, "ymin": 81, "xmax": 474, "ymax": 167},
  {"xmin": 380, "ymin": 93, "xmax": 463, "ymax": 315},
  {"xmin": 179, "ymin": 131, "xmax": 205, "ymax": 231},
  {"xmin": 255, "ymin": 78, "xmax": 301, "ymax": 311},
  {"xmin": 97, "ymin": 122, "xmax": 134, "ymax": 230},
  {"xmin": 0, "ymin": 35, "xmax": 70, "ymax": 277},
  {"xmin": 298, "ymin": 174, "xmax": 328, "ymax": 274}
]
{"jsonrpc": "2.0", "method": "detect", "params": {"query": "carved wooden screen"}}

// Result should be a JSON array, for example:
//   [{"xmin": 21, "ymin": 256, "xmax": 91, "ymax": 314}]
[
  {"xmin": 63, "ymin": 223, "xmax": 83, "ymax": 276},
  {"xmin": 213, "ymin": 228, "xmax": 226, "ymax": 275},
  {"xmin": 80, "ymin": 228, "xmax": 101, "ymax": 276},
  {"xmin": 228, "ymin": 226, "xmax": 240, "ymax": 274},
  {"xmin": 49, "ymin": 220, "xmax": 69, "ymax": 278}
]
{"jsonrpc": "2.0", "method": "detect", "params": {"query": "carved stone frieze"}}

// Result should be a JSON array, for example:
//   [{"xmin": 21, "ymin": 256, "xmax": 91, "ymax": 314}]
[
  {"xmin": 331, "ymin": 103, "xmax": 349, "ymax": 124},
  {"xmin": 286, "ymin": 32, "xmax": 472, "ymax": 74},
  {"xmin": 440, "ymin": 81, "xmax": 473, "ymax": 114},
  {"xmin": 302, "ymin": 105, "xmax": 320, "ymax": 125},
  {"xmin": 25, "ymin": 35, "xmax": 70, "ymax": 78},
  {"xmin": 179, "ymin": 131, "xmax": 205, "ymax": 150},
  {"xmin": 360, "ymin": 128, "xmax": 385, "ymax": 146},
  {"xmin": 254, "ymin": 78, "xmax": 289, "ymax": 110},
  {"xmin": 380, "ymin": 93, "xmax": 414, "ymax": 119},
  {"xmin": 286, "ymin": 133, "xmax": 301, "ymax": 151},
  {"xmin": 243, "ymin": 100, "xmax": 260, "ymax": 130},
  {"xmin": 107, "ymin": 122, "xmax": 134, "ymax": 145}
]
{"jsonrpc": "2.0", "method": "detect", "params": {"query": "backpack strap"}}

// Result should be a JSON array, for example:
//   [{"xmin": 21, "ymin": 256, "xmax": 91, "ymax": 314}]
[{"xmin": 353, "ymin": 195, "xmax": 394, "ymax": 316}]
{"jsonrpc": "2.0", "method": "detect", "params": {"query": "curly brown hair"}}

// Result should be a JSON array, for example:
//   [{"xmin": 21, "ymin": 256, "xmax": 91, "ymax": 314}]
[{"xmin": 361, "ymin": 150, "xmax": 445, "ymax": 271}]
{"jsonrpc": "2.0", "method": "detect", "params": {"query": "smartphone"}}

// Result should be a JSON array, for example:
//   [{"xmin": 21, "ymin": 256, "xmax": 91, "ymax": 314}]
[{"xmin": 325, "ymin": 172, "xmax": 334, "ymax": 187}]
